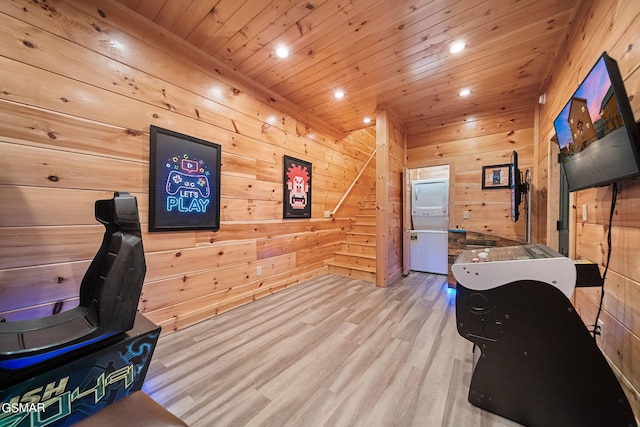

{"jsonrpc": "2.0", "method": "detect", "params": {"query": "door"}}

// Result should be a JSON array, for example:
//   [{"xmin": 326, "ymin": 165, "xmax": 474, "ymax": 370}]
[
  {"xmin": 403, "ymin": 169, "xmax": 411, "ymax": 275},
  {"xmin": 558, "ymin": 154, "xmax": 570, "ymax": 256},
  {"xmin": 403, "ymin": 164, "xmax": 451, "ymax": 274}
]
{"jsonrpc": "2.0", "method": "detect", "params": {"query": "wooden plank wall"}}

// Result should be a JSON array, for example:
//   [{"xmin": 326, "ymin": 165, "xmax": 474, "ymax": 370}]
[
  {"xmin": 537, "ymin": 0, "xmax": 640, "ymax": 412},
  {"xmin": 407, "ymin": 124, "xmax": 534, "ymax": 242},
  {"xmin": 0, "ymin": 0, "xmax": 376, "ymax": 334},
  {"xmin": 332, "ymin": 132, "xmax": 377, "ymax": 219},
  {"xmin": 375, "ymin": 104, "xmax": 405, "ymax": 287}
]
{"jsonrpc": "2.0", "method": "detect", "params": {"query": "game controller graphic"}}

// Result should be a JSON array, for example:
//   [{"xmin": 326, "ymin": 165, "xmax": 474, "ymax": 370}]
[
  {"xmin": 166, "ymin": 159, "xmax": 210, "ymax": 198},
  {"xmin": 166, "ymin": 170, "xmax": 210, "ymax": 198}
]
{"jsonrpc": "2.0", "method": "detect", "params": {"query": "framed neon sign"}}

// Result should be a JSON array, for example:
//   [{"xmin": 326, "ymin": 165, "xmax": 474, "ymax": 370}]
[
  {"xmin": 149, "ymin": 125, "xmax": 221, "ymax": 232},
  {"xmin": 283, "ymin": 155, "xmax": 312, "ymax": 219}
]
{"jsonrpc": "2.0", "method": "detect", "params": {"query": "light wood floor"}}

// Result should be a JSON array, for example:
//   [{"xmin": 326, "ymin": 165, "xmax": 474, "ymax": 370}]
[{"xmin": 143, "ymin": 273, "xmax": 522, "ymax": 427}]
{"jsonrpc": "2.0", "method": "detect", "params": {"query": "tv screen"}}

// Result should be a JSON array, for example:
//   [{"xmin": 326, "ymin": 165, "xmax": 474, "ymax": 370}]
[
  {"xmin": 553, "ymin": 52, "xmax": 640, "ymax": 192},
  {"xmin": 510, "ymin": 151, "xmax": 521, "ymax": 222}
]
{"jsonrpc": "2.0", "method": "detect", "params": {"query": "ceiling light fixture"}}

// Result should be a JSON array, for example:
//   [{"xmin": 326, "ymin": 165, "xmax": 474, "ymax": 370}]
[
  {"xmin": 459, "ymin": 88, "xmax": 471, "ymax": 97},
  {"xmin": 210, "ymin": 86, "xmax": 223, "ymax": 97},
  {"xmin": 334, "ymin": 90, "xmax": 345, "ymax": 99},
  {"xmin": 449, "ymin": 40, "xmax": 466, "ymax": 54},
  {"xmin": 363, "ymin": 117, "xmax": 372, "ymax": 124},
  {"xmin": 275, "ymin": 45, "xmax": 290, "ymax": 59}
]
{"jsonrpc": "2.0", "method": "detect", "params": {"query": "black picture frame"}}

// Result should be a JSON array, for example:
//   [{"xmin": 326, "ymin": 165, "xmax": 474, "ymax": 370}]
[
  {"xmin": 283, "ymin": 155, "xmax": 312, "ymax": 219},
  {"xmin": 482, "ymin": 164, "xmax": 511, "ymax": 189},
  {"xmin": 149, "ymin": 125, "xmax": 221, "ymax": 232}
]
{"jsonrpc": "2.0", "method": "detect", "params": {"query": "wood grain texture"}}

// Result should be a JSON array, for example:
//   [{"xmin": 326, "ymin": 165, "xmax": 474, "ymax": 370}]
[
  {"xmin": 407, "ymin": 127, "xmax": 535, "ymax": 241},
  {"xmin": 1, "ymin": 0, "xmax": 638, "ymax": 419},
  {"xmin": 144, "ymin": 273, "xmax": 522, "ymax": 427},
  {"xmin": 536, "ymin": 0, "xmax": 640, "ymax": 416},
  {"xmin": 109, "ymin": 0, "xmax": 578, "ymax": 137},
  {"xmin": 0, "ymin": 0, "xmax": 375, "ymax": 326},
  {"xmin": 375, "ymin": 105, "xmax": 405, "ymax": 288}
]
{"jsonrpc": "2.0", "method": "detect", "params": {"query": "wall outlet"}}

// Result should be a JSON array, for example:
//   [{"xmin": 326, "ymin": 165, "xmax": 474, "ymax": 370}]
[
  {"xmin": 256, "ymin": 265, "xmax": 262, "ymax": 276},
  {"xmin": 597, "ymin": 319, "xmax": 604, "ymax": 341},
  {"xmin": 463, "ymin": 210, "xmax": 470, "ymax": 219},
  {"xmin": 324, "ymin": 210, "xmax": 331, "ymax": 218}
]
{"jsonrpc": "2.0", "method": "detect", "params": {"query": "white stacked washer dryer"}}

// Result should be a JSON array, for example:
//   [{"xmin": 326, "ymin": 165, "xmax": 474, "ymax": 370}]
[{"xmin": 410, "ymin": 178, "xmax": 449, "ymax": 274}]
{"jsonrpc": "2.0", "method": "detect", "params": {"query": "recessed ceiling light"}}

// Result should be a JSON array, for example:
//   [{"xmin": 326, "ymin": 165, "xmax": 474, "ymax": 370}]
[
  {"xmin": 266, "ymin": 115, "xmax": 278, "ymax": 125},
  {"xmin": 363, "ymin": 117, "xmax": 372, "ymax": 124},
  {"xmin": 459, "ymin": 88, "xmax": 471, "ymax": 97},
  {"xmin": 210, "ymin": 86, "xmax": 223, "ymax": 97},
  {"xmin": 449, "ymin": 40, "xmax": 466, "ymax": 54},
  {"xmin": 275, "ymin": 45, "xmax": 290, "ymax": 59},
  {"xmin": 334, "ymin": 90, "xmax": 345, "ymax": 99}
]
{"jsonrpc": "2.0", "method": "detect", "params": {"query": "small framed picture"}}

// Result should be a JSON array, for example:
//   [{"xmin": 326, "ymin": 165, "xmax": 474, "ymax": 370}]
[
  {"xmin": 283, "ymin": 155, "xmax": 312, "ymax": 219},
  {"xmin": 149, "ymin": 125, "xmax": 221, "ymax": 231},
  {"xmin": 482, "ymin": 164, "xmax": 511, "ymax": 189}
]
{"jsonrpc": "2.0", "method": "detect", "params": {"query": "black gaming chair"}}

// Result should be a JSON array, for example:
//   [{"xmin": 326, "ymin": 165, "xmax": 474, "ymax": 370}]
[{"xmin": 0, "ymin": 192, "xmax": 146, "ymax": 371}]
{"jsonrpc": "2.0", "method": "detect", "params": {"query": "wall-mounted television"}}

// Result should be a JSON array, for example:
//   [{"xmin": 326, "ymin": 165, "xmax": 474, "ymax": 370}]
[
  {"xmin": 510, "ymin": 151, "xmax": 521, "ymax": 222},
  {"xmin": 553, "ymin": 52, "xmax": 640, "ymax": 192}
]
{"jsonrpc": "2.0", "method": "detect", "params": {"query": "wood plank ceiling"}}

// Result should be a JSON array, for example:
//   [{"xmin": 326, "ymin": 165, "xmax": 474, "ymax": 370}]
[{"xmin": 113, "ymin": 0, "xmax": 579, "ymax": 146}]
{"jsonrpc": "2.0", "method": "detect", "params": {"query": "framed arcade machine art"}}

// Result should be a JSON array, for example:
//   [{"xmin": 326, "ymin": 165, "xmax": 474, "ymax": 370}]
[
  {"xmin": 481, "ymin": 163, "xmax": 511, "ymax": 190},
  {"xmin": 149, "ymin": 125, "xmax": 221, "ymax": 232},
  {"xmin": 283, "ymin": 155, "xmax": 312, "ymax": 219}
]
